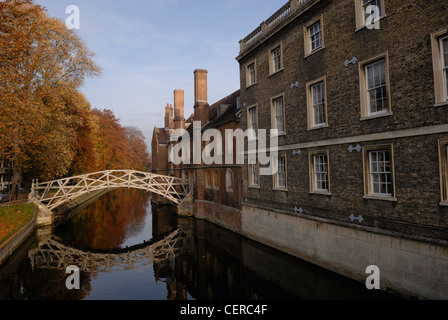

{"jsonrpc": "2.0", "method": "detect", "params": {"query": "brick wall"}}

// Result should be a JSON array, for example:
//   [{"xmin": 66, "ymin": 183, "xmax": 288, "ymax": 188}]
[{"xmin": 237, "ymin": 0, "xmax": 448, "ymax": 241}]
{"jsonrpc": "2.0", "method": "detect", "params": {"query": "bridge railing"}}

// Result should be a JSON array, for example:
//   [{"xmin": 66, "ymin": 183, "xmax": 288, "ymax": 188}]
[{"xmin": 30, "ymin": 170, "xmax": 191, "ymax": 211}]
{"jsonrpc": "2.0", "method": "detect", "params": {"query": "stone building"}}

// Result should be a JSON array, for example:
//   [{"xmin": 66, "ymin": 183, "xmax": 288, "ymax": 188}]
[
  {"xmin": 151, "ymin": 70, "xmax": 242, "ymax": 232},
  {"xmin": 236, "ymin": 0, "xmax": 448, "ymax": 299}
]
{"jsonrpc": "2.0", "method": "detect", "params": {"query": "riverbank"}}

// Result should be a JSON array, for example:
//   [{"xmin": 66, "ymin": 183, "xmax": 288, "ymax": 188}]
[{"xmin": 0, "ymin": 202, "xmax": 37, "ymax": 266}]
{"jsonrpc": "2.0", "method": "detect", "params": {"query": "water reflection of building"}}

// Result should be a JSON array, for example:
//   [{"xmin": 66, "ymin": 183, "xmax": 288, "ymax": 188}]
[{"xmin": 173, "ymin": 219, "xmax": 392, "ymax": 300}]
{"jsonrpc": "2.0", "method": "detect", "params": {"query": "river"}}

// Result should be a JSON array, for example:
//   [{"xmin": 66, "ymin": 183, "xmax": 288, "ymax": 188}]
[{"xmin": 0, "ymin": 189, "xmax": 398, "ymax": 300}]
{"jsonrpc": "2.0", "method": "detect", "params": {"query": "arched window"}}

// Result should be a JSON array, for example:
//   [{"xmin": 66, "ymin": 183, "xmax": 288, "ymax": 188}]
[
  {"xmin": 212, "ymin": 169, "xmax": 219, "ymax": 190},
  {"xmin": 226, "ymin": 169, "xmax": 233, "ymax": 193},
  {"xmin": 205, "ymin": 170, "xmax": 211, "ymax": 189}
]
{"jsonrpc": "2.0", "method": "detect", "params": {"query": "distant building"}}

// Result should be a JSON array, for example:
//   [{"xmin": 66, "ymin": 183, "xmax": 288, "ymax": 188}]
[
  {"xmin": 236, "ymin": 0, "xmax": 448, "ymax": 299},
  {"xmin": 151, "ymin": 70, "xmax": 242, "ymax": 232},
  {"xmin": 0, "ymin": 160, "xmax": 12, "ymax": 192}
]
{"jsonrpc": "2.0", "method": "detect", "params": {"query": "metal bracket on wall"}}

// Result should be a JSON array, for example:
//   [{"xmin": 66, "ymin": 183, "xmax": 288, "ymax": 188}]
[
  {"xmin": 344, "ymin": 57, "xmax": 358, "ymax": 67},
  {"xmin": 294, "ymin": 207, "xmax": 303, "ymax": 214},
  {"xmin": 349, "ymin": 214, "xmax": 364, "ymax": 224},
  {"xmin": 290, "ymin": 81, "xmax": 299, "ymax": 89},
  {"xmin": 292, "ymin": 149, "xmax": 302, "ymax": 156},
  {"xmin": 348, "ymin": 145, "xmax": 362, "ymax": 153}
]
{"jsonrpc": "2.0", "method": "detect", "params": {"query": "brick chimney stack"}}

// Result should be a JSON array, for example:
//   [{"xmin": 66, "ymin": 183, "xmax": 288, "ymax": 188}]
[
  {"xmin": 194, "ymin": 69, "xmax": 208, "ymax": 125},
  {"xmin": 174, "ymin": 89, "xmax": 185, "ymax": 130},
  {"xmin": 164, "ymin": 103, "xmax": 173, "ymax": 130}
]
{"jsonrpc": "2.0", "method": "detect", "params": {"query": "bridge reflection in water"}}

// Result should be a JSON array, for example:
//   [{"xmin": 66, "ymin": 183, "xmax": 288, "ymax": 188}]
[{"xmin": 0, "ymin": 189, "xmax": 395, "ymax": 300}]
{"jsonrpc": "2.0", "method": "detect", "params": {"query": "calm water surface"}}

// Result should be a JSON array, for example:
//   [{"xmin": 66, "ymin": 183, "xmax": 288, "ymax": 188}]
[{"xmin": 0, "ymin": 189, "xmax": 397, "ymax": 300}]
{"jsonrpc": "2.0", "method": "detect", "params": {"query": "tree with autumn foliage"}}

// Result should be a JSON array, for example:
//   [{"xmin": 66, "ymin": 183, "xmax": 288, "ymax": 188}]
[
  {"xmin": 0, "ymin": 0, "xmax": 101, "ymax": 190},
  {"xmin": 88, "ymin": 109, "xmax": 150, "ymax": 172},
  {"xmin": 1, "ymin": 0, "xmax": 150, "ymax": 190}
]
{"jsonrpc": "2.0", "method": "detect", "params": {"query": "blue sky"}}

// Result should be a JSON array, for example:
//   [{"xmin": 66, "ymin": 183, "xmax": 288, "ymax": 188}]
[{"xmin": 35, "ymin": 0, "xmax": 286, "ymax": 147}]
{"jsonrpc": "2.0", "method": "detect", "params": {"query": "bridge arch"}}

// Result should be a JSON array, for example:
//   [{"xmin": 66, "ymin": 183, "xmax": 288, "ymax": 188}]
[{"xmin": 29, "ymin": 170, "xmax": 191, "ymax": 212}]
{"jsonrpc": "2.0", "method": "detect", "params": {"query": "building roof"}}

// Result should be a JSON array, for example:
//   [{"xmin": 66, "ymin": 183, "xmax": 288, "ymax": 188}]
[
  {"xmin": 153, "ymin": 127, "xmax": 171, "ymax": 145},
  {"xmin": 202, "ymin": 89, "xmax": 241, "ymax": 131}
]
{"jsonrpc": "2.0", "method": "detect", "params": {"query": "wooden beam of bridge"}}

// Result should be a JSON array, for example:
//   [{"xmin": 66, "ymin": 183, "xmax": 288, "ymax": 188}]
[{"xmin": 29, "ymin": 170, "xmax": 191, "ymax": 212}]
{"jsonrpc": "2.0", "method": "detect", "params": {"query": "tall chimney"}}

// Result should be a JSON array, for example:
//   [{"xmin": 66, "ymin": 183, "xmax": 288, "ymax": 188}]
[
  {"xmin": 164, "ymin": 103, "xmax": 173, "ymax": 129},
  {"xmin": 194, "ymin": 69, "xmax": 208, "ymax": 104},
  {"xmin": 174, "ymin": 89, "xmax": 185, "ymax": 130},
  {"xmin": 194, "ymin": 69, "xmax": 208, "ymax": 125}
]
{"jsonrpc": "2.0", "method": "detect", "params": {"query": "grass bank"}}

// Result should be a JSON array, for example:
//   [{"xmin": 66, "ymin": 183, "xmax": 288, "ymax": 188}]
[{"xmin": 0, "ymin": 203, "xmax": 35, "ymax": 245}]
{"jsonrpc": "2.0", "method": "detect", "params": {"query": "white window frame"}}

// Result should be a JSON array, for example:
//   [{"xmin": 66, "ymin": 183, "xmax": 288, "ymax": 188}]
[
  {"xmin": 363, "ymin": 145, "xmax": 396, "ymax": 201},
  {"xmin": 246, "ymin": 60, "xmax": 257, "ymax": 88},
  {"xmin": 309, "ymin": 21, "xmax": 322, "ymax": 52},
  {"xmin": 441, "ymin": 36, "xmax": 448, "ymax": 102},
  {"xmin": 304, "ymin": 14, "xmax": 325, "ymax": 57},
  {"xmin": 272, "ymin": 46, "xmax": 282, "ymax": 73},
  {"xmin": 365, "ymin": 59, "xmax": 388, "ymax": 115},
  {"xmin": 307, "ymin": 76, "xmax": 328, "ymax": 129},
  {"xmin": 249, "ymin": 160, "xmax": 259, "ymax": 187},
  {"xmin": 369, "ymin": 150, "xmax": 393, "ymax": 196},
  {"xmin": 248, "ymin": 63, "xmax": 256, "ymax": 86},
  {"xmin": 314, "ymin": 155, "xmax": 328, "ymax": 192},
  {"xmin": 273, "ymin": 156, "xmax": 287, "ymax": 190},
  {"xmin": 309, "ymin": 150, "xmax": 331, "ymax": 195},
  {"xmin": 359, "ymin": 52, "xmax": 392, "ymax": 120},
  {"xmin": 355, "ymin": 0, "xmax": 385, "ymax": 30},
  {"xmin": 431, "ymin": 29, "xmax": 448, "ymax": 106},
  {"xmin": 271, "ymin": 94, "xmax": 286, "ymax": 135},
  {"xmin": 361, "ymin": 0, "xmax": 382, "ymax": 25},
  {"xmin": 311, "ymin": 81, "xmax": 326, "ymax": 127},
  {"xmin": 248, "ymin": 105, "xmax": 258, "ymax": 140}
]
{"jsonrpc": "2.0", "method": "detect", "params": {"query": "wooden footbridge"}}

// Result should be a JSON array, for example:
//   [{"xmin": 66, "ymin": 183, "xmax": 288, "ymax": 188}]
[
  {"xmin": 28, "ymin": 229, "xmax": 191, "ymax": 273},
  {"xmin": 29, "ymin": 170, "xmax": 191, "ymax": 212}
]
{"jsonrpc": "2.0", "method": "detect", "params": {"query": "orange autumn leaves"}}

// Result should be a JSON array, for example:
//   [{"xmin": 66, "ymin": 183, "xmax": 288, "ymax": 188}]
[{"xmin": 0, "ymin": 0, "xmax": 150, "ymax": 184}]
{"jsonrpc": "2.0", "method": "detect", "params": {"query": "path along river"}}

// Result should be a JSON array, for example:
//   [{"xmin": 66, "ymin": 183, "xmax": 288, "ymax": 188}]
[{"xmin": 0, "ymin": 189, "xmax": 397, "ymax": 300}]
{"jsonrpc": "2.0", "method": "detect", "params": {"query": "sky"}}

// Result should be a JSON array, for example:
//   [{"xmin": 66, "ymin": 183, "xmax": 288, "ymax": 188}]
[{"xmin": 34, "ymin": 0, "xmax": 287, "ymax": 150}]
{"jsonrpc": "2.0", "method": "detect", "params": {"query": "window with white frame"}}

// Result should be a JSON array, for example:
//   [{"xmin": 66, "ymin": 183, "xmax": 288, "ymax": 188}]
[
  {"xmin": 274, "ymin": 157, "xmax": 286, "ymax": 189},
  {"xmin": 271, "ymin": 46, "xmax": 282, "ymax": 73},
  {"xmin": 363, "ymin": 146, "xmax": 395, "ymax": 199},
  {"xmin": 248, "ymin": 106, "xmax": 257, "ymax": 139},
  {"xmin": 362, "ymin": 0, "xmax": 382, "ymax": 24},
  {"xmin": 309, "ymin": 21, "xmax": 322, "ymax": 52},
  {"xmin": 311, "ymin": 153, "xmax": 329, "ymax": 193},
  {"xmin": 311, "ymin": 81, "xmax": 326, "ymax": 126},
  {"xmin": 247, "ymin": 62, "xmax": 256, "ymax": 86},
  {"xmin": 272, "ymin": 96, "xmax": 285, "ymax": 134},
  {"xmin": 430, "ymin": 30, "xmax": 448, "ymax": 105},
  {"xmin": 441, "ymin": 36, "xmax": 448, "ymax": 101},
  {"xmin": 355, "ymin": 0, "xmax": 385, "ymax": 30},
  {"xmin": 304, "ymin": 15, "xmax": 324, "ymax": 56},
  {"xmin": 307, "ymin": 77, "xmax": 327, "ymax": 129},
  {"xmin": 366, "ymin": 60, "xmax": 388, "ymax": 115},
  {"xmin": 249, "ymin": 160, "xmax": 259, "ymax": 187},
  {"xmin": 369, "ymin": 150, "xmax": 392, "ymax": 196},
  {"xmin": 359, "ymin": 54, "xmax": 391, "ymax": 119}
]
